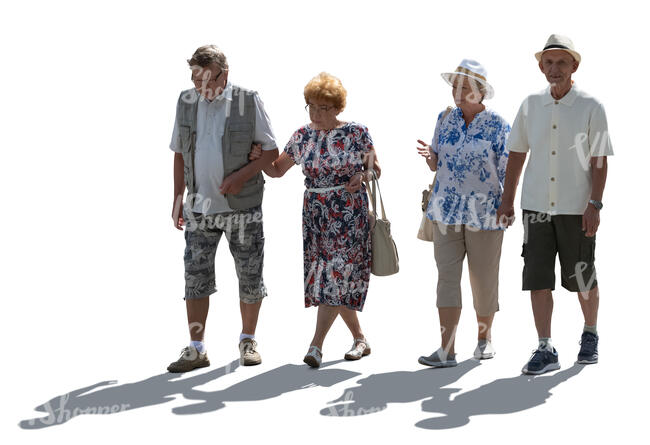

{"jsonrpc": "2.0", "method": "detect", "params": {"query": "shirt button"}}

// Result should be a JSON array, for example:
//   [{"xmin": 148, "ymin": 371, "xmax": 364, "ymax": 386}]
[
  {"xmin": 552, "ymin": 150, "xmax": 556, "ymax": 155},
  {"xmin": 554, "ymin": 100, "xmax": 559, "ymax": 104},
  {"xmin": 551, "ymin": 177, "xmax": 555, "ymax": 181},
  {"xmin": 552, "ymin": 124, "xmax": 557, "ymax": 129},
  {"xmin": 551, "ymin": 202, "xmax": 555, "ymax": 206}
]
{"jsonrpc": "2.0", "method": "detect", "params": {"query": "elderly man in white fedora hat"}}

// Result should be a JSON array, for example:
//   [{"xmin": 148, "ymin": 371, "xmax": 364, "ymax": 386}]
[
  {"xmin": 497, "ymin": 35, "xmax": 614, "ymax": 375},
  {"xmin": 416, "ymin": 59, "xmax": 511, "ymax": 367}
]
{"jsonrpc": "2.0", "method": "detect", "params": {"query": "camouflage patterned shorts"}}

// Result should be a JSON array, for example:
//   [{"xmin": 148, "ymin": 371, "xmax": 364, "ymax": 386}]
[{"xmin": 182, "ymin": 205, "xmax": 267, "ymax": 303}]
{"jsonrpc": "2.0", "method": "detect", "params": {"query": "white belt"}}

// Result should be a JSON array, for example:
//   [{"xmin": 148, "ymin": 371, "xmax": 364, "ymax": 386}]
[{"xmin": 306, "ymin": 185, "xmax": 347, "ymax": 193}]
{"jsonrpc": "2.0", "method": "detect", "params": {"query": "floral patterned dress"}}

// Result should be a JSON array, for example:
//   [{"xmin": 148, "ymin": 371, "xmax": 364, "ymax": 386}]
[{"xmin": 284, "ymin": 122, "xmax": 374, "ymax": 311}]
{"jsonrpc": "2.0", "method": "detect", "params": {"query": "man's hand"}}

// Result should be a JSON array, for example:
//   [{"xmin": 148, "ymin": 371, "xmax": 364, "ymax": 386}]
[
  {"xmin": 249, "ymin": 143, "xmax": 262, "ymax": 161},
  {"xmin": 172, "ymin": 197, "xmax": 185, "ymax": 230},
  {"xmin": 345, "ymin": 172, "xmax": 363, "ymax": 193},
  {"xmin": 582, "ymin": 204, "xmax": 600, "ymax": 237},
  {"xmin": 220, "ymin": 171, "xmax": 246, "ymax": 195},
  {"xmin": 496, "ymin": 202, "xmax": 515, "ymax": 228}
]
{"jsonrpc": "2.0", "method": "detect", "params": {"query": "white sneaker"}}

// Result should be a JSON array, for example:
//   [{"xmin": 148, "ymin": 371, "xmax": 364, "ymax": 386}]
[
  {"xmin": 473, "ymin": 339, "xmax": 496, "ymax": 360},
  {"xmin": 418, "ymin": 348, "xmax": 457, "ymax": 367}
]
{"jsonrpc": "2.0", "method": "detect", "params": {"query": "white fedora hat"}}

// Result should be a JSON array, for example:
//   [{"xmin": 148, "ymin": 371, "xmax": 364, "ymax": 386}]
[
  {"xmin": 441, "ymin": 59, "xmax": 494, "ymax": 100},
  {"xmin": 535, "ymin": 34, "xmax": 581, "ymax": 62}
]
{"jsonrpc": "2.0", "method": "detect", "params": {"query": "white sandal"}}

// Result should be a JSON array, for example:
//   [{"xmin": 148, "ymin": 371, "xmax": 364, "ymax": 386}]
[
  {"xmin": 344, "ymin": 338, "xmax": 371, "ymax": 360},
  {"xmin": 303, "ymin": 345, "xmax": 323, "ymax": 368}
]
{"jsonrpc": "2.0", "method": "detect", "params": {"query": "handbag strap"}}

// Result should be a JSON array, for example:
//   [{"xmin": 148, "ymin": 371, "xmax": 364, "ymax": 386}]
[
  {"xmin": 364, "ymin": 169, "xmax": 387, "ymax": 221},
  {"xmin": 429, "ymin": 106, "xmax": 455, "ymax": 188}
]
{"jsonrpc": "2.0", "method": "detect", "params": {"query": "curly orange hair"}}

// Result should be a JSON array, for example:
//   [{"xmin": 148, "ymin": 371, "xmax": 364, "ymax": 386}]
[{"xmin": 303, "ymin": 72, "xmax": 347, "ymax": 111}]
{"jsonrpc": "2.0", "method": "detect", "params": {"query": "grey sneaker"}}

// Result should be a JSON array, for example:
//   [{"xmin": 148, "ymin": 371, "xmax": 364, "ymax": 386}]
[
  {"xmin": 418, "ymin": 348, "xmax": 457, "ymax": 368},
  {"xmin": 303, "ymin": 345, "xmax": 322, "ymax": 368},
  {"xmin": 167, "ymin": 346, "xmax": 210, "ymax": 373},
  {"xmin": 473, "ymin": 339, "xmax": 496, "ymax": 360},
  {"xmin": 239, "ymin": 338, "xmax": 262, "ymax": 366},
  {"xmin": 344, "ymin": 338, "xmax": 371, "ymax": 360}
]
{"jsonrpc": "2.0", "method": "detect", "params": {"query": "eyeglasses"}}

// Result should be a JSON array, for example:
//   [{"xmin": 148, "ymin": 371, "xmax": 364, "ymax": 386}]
[
  {"xmin": 191, "ymin": 70, "xmax": 223, "ymax": 84},
  {"xmin": 305, "ymin": 103, "xmax": 336, "ymax": 113}
]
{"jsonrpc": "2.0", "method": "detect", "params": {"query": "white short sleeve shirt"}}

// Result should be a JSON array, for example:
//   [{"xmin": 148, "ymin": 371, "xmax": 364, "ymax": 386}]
[
  {"xmin": 507, "ymin": 83, "xmax": 614, "ymax": 215},
  {"xmin": 169, "ymin": 82, "xmax": 278, "ymax": 214}
]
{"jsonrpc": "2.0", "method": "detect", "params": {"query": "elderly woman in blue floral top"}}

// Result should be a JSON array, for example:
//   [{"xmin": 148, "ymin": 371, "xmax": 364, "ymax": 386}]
[
  {"xmin": 416, "ymin": 59, "xmax": 511, "ymax": 368},
  {"xmin": 250, "ymin": 72, "xmax": 380, "ymax": 368}
]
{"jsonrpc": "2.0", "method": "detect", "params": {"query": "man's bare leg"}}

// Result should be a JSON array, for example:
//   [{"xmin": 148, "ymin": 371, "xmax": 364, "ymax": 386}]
[
  {"xmin": 186, "ymin": 296, "xmax": 210, "ymax": 341},
  {"xmin": 531, "ymin": 289, "xmax": 553, "ymax": 338},
  {"xmin": 578, "ymin": 286, "xmax": 599, "ymax": 327},
  {"xmin": 240, "ymin": 300, "xmax": 262, "ymax": 335}
]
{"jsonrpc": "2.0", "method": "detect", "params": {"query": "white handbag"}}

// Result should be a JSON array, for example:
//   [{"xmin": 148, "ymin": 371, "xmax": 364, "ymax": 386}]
[{"xmin": 364, "ymin": 170, "xmax": 399, "ymax": 276}]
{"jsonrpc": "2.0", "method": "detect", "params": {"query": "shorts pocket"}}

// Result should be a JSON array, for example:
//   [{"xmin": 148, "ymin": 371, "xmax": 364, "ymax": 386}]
[{"xmin": 579, "ymin": 235, "xmax": 596, "ymax": 263}]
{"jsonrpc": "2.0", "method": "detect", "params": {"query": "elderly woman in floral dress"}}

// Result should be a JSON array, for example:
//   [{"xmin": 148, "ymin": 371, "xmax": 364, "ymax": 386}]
[{"xmin": 250, "ymin": 72, "xmax": 380, "ymax": 367}]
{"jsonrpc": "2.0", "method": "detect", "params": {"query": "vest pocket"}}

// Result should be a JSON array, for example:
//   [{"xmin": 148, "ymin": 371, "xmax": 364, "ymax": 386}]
[
  {"xmin": 237, "ymin": 175, "xmax": 263, "ymax": 197},
  {"xmin": 229, "ymin": 131, "xmax": 253, "ymax": 156}
]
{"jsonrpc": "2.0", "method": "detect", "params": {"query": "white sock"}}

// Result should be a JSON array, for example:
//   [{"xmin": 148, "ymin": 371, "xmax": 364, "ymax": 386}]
[
  {"xmin": 190, "ymin": 340, "xmax": 206, "ymax": 353},
  {"xmin": 239, "ymin": 333, "xmax": 255, "ymax": 342},
  {"xmin": 538, "ymin": 337, "xmax": 553, "ymax": 351}
]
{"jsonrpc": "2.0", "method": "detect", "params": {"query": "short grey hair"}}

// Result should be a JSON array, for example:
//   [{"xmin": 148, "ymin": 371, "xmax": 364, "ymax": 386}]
[{"xmin": 187, "ymin": 44, "xmax": 228, "ymax": 71}]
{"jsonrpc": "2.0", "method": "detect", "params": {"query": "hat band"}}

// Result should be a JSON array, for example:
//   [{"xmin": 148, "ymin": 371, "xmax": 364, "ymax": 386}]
[
  {"xmin": 543, "ymin": 44, "xmax": 571, "ymax": 51},
  {"xmin": 452, "ymin": 66, "xmax": 487, "ymax": 82}
]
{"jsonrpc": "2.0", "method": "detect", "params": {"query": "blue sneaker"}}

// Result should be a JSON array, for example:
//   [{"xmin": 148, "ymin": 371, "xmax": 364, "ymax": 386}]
[
  {"xmin": 577, "ymin": 332, "xmax": 599, "ymax": 364},
  {"xmin": 522, "ymin": 346, "xmax": 561, "ymax": 375}
]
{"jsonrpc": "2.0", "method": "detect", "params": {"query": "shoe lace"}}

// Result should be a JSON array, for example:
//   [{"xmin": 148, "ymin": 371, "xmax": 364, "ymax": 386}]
[
  {"xmin": 579, "ymin": 334, "xmax": 597, "ymax": 353},
  {"xmin": 529, "ymin": 348, "xmax": 547, "ymax": 365},
  {"xmin": 179, "ymin": 346, "xmax": 196, "ymax": 360},
  {"xmin": 243, "ymin": 340, "xmax": 256, "ymax": 355}
]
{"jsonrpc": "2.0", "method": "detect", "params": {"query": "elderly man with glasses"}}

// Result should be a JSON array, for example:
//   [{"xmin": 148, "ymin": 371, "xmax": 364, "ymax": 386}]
[{"xmin": 166, "ymin": 44, "xmax": 278, "ymax": 372}]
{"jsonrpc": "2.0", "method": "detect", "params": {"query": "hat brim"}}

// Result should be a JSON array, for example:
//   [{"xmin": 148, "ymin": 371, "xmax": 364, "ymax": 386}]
[
  {"xmin": 535, "ymin": 48, "xmax": 581, "ymax": 63},
  {"xmin": 440, "ymin": 72, "xmax": 494, "ymax": 100}
]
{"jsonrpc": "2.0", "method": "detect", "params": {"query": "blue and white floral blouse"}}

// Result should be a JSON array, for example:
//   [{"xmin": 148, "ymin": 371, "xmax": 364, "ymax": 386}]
[{"xmin": 425, "ymin": 107, "xmax": 511, "ymax": 231}]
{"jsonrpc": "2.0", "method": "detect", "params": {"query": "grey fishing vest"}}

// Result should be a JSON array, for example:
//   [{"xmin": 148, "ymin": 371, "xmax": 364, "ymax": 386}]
[{"xmin": 174, "ymin": 85, "xmax": 264, "ymax": 211}]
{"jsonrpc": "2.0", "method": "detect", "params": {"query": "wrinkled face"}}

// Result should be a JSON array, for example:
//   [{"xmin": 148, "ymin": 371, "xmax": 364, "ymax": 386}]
[
  {"xmin": 451, "ymin": 76, "xmax": 484, "ymax": 106},
  {"xmin": 539, "ymin": 50, "xmax": 579, "ymax": 86},
  {"xmin": 191, "ymin": 62, "xmax": 227, "ymax": 100},
  {"xmin": 306, "ymin": 99, "xmax": 340, "ymax": 126}
]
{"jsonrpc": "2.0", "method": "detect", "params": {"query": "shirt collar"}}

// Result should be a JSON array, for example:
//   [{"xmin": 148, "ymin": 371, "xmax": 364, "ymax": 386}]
[
  {"xmin": 199, "ymin": 81, "xmax": 233, "ymax": 104},
  {"xmin": 542, "ymin": 81, "xmax": 578, "ymax": 106},
  {"xmin": 453, "ymin": 105, "xmax": 488, "ymax": 123}
]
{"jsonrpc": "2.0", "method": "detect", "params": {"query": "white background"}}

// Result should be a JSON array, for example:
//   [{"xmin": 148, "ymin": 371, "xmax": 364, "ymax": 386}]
[{"xmin": 1, "ymin": 0, "xmax": 647, "ymax": 442}]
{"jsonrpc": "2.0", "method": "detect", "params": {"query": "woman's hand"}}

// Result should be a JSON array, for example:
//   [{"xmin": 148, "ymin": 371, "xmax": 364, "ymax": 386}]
[
  {"xmin": 417, "ymin": 139, "xmax": 433, "ymax": 158},
  {"xmin": 345, "ymin": 172, "xmax": 363, "ymax": 193},
  {"xmin": 249, "ymin": 143, "xmax": 262, "ymax": 161},
  {"xmin": 417, "ymin": 139, "xmax": 438, "ymax": 171}
]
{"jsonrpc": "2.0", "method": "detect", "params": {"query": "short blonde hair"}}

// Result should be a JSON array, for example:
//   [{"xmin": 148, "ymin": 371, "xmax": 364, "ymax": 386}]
[{"xmin": 304, "ymin": 72, "xmax": 347, "ymax": 111}]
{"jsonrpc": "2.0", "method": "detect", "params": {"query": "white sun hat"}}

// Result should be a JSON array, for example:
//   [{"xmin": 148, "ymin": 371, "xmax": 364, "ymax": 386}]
[
  {"xmin": 535, "ymin": 34, "xmax": 581, "ymax": 63},
  {"xmin": 441, "ymin": 59, "xmax": 494, "ymax": 100}
]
